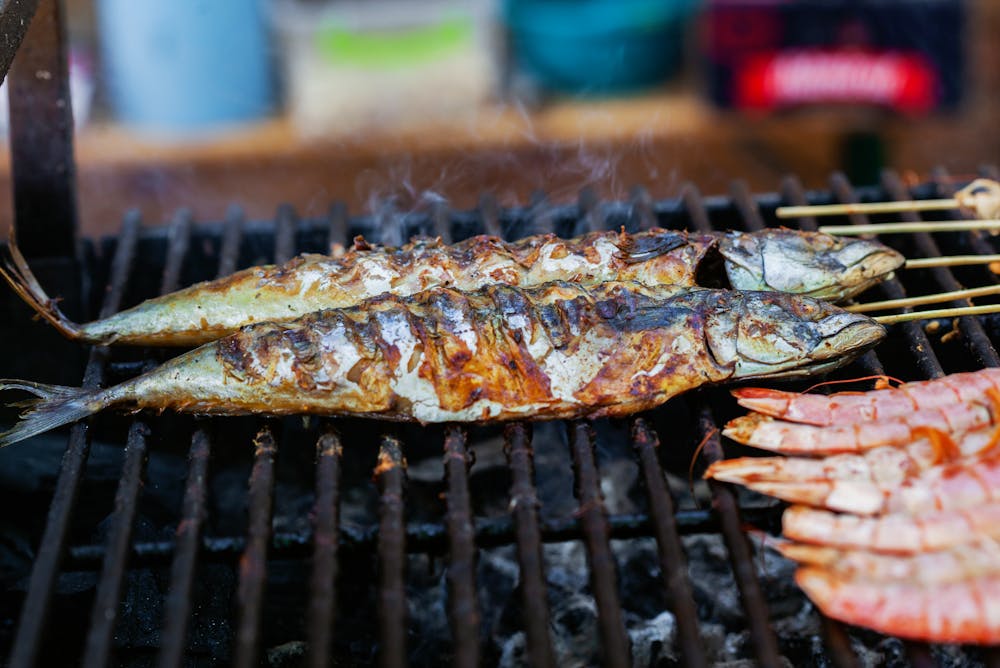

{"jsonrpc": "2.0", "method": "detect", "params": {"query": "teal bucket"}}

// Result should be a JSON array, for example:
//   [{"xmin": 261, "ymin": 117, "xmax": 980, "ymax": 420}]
[{"xmin": 504, "ymin": 0, "xmax": 697, "ymax": 94}]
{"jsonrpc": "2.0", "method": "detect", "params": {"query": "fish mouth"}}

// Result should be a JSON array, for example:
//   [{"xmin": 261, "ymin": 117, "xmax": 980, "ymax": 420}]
[{"xmin": 810, "ymin": 312, "xmax": 886, "ymax": 361}]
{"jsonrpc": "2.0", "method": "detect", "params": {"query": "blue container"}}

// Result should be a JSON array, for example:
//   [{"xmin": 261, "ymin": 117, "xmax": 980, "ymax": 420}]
[
  {"xmin": 97, "ymin": 0, "xmax": 273, "ymax": 135},
  {"xmin": 504, "ymin": 0, "xmax": 697, "ymax": 94}
]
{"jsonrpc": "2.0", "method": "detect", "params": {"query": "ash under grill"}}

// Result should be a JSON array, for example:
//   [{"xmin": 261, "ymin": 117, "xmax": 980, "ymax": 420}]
[{"xmin": 2, "ymin": 172, "xmax": 1000, "ymax": 667}]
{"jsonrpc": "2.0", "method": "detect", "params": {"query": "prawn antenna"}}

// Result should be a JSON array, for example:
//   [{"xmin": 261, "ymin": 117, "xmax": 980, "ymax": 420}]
[{"xmin": 801, "ymin": 374, "xmax": 904, "ymax": 394}]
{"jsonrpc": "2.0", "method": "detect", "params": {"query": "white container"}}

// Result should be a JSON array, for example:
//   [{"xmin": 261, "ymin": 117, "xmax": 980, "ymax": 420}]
[{"xmin": 271, "ymin": 0, "xmax": 495, "ymax": 136}]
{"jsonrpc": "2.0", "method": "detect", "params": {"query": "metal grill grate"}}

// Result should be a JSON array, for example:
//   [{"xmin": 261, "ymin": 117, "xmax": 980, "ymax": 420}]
[{"xmin": 2, "ymin": 172, "xmax": 1000, "ymax": 667}]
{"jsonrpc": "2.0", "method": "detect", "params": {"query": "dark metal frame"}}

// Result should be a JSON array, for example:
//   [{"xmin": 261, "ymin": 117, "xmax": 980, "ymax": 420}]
[{"xmin": 2, "ymin": 0, "xmax": 76, "ymax": 258}]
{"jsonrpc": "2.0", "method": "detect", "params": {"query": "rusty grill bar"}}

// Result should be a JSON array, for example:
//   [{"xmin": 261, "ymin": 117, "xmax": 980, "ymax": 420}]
[{"xmin": 3, "ymin": 173, "xmax": 1000, "ymax": 666}]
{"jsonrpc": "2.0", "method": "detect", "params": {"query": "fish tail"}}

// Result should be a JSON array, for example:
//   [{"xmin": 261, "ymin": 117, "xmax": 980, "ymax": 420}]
[
  {"xmin": 1, "ymin": 230, "xmax": 83, "ymax": 341},
  {"xmin": 0, "ymin": 380, "xmax": 110, "ymax": 447}
]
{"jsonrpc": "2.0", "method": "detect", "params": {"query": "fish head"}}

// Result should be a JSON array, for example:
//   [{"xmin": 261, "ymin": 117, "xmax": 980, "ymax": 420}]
[
  {"xmin": 705, "ymin": 291, "xmax": 885, "ymax": 381},
  {"xmin": 719, "ymin": 229, "xmax": 904, "ymax": 302}
]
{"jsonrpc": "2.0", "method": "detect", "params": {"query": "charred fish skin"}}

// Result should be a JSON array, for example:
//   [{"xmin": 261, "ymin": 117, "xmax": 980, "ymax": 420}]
[
  {"xmin": 0, "ymin": 282, "xmax": 885, "ymax": 446},
  {"xmin": 3, "ymin": 227, "xmax": 902, "ymax": 347}
]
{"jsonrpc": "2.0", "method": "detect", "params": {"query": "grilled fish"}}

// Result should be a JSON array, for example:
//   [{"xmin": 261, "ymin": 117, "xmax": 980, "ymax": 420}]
[
  {"xmin": 0, "ymin": 281, "xmax": 884, "ymax": 447},
  {"xmin": 2, "ymin": 227, "xmax": 902, "ymax": 347}
]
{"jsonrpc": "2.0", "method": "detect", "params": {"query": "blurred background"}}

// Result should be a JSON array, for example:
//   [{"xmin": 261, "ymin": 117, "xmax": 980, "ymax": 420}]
[{"xmin": 1, "ymin": 0, "xmax": 995, "ymax": 234}]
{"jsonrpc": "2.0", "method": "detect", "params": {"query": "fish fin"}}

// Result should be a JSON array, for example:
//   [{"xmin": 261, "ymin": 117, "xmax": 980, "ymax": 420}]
[
  {"xmin": 614, "ymin": 231, "xmax": 687, "ymax": 263},
  {"xmin": 1, "ymin": 230, "xmax": 83, "ymax": 341},
  {"xmin": 0, "ymin": 380, "xmax": 109, "ymax": 447}
]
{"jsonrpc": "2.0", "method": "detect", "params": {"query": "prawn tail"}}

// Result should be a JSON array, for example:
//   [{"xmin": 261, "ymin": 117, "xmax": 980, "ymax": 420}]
[
  {"xmin": 0, "ymin": 380, "xmax": 111, "ymax": 447},
  {"xmin": 1, "ymin": 231, "xmax": 83, "ymax": 341}
]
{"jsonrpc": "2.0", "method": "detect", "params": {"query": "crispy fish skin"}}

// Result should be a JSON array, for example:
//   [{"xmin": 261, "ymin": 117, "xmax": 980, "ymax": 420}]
[
  {"xmin": 0, "ymin": 282, "xmax": 884, "ymax": 445},
  {"xmin": 2, "ymin": 227, "xmax": 902, "ymax": 346}
]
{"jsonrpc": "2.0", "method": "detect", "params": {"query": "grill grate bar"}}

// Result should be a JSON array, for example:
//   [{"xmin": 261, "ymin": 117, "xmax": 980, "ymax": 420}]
[
  {"xmin": 7, "ymin": 213, "xmax": 140, "ymax": 668},
  {"xmin": 530, "ymin": 191, "xmax": 556, "ymax": 236},
  {"xmin": 478, "ymin": 194, "xmax": 503, "ymax": 238},
  {"xmin": 632, "ymin": 418, "xmax": 707, "ymax": 668},
  {"xmin": 81, "ymin": 420, "xmax": 150, "ymax": 668},
  {"xmin": 905, "ymin": 644, "xmax": 938, "ymax": 668},
  {"xmin": 630, "ymin": 186, "xmax": 658, "ymax": 232},
  {"xmin": 275, "ymin": 205, "xmax": 298, "ymax": 266},
  {"xmin": 731, "ymin": 180, "xmax": 766, "ymax": 232},
  {"xmin": 62, "ymin": 503, "xmax": 773, "ymax": 567},
  {"xmin": 680, "ymin": 184, "xmax": 712, "ymax": 233},
  {"xmin": 376, "ymin": 435, "xmax": 409, "ymax": 668},
  {"xmin": 156, "ymin": 428, "xmax": 211, "ymax": 668},
  {"xmin": 306, "ymin": 429, "xmax": 343, "ymax": 668},
  {"xmin": 217, "ymin": 206, "xmax": 245, "ymax": 278},
  {"xmin": 577, "ymin": 187, "xmax": 601, "ymax": 235},
  {"xmin": 442, "ymin": 427, "xmax": 481, "ymax": 667},
  {"xmin": 158, "ymin": 214, "xmax": 240, "ymax": 668},
  {"xmin": 232, "ymin": 209, "xmax": 293, "ymax": 666},
  {"xmin": 568, "ymin": 421, "xmax": 631, "ymax": 668},
  {"xmin": 503, "ymin": 423, "xmax": 557, "ymax": 668},
  {"xmin": 431, "ymin": 198, "xmax": 453, "ymax": 245},
  {"xmin": 159, "ymin": 210, "xmax": 192, "ymax": 295},
  {"xmin": 684, "ymin": 184, "xmax": 784, "ymax": 667},
  {"xmin": 233, "ymin": 425, "xmax": 278, "ymax": 667},
  {"xmin": 376, "ymin": 200, "xmax": 405, "ymax": 248},
  {"xmin": 881, "ymin": 170, "xmax": 1000, "ymax": 369},
  {"xmin": 698, "ymin": 404, "xmax": 784, "ymax": 668},
  {"xmin": 829, "ymin": 173, "xmax": 945, "ymax": 379},
  {"xmin": 327, "ymin": 202, "xmax": 350, "ymax": 251},
  {"xmin": 819, "ymin": 616, "xmax": 861, "ymax": 668}
]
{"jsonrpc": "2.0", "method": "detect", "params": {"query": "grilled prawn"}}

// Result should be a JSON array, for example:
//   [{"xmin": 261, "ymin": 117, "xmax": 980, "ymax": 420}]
[
  {"xmin": 706, "ymin": 425, "xmax": 1000, "ymax": 509},
  {"xmin": 796, "ymin": 567, "xmax": 1000, "ymax": 644},
  {"xmin": 0, "ymin": 282, "xmax": 884, "ymax": 447},
  {"xmin": 2, "ymin": 227, "xmax": 902, "ymax": 346},
  {"xmin": 708, "ymin": 444, "xmax": 1000, "ymax": 515},
  {"xmin": 777, "ymin": 537, "xmax": 1000, "ymax": 583},
  {"xmin": 732, "ymin": 368, "xmax": 1000, "ymax": 426},
  {"xmin": 777, "ymin": 536, "xmax": 1000, "ymax": 644},
  {"xmin": 723, "ymin": 398, "xmax": 999, "ymax": 455},
  {"xmin": 781, "ymin": 504, "xmax": 1000, "ymax": 553}
]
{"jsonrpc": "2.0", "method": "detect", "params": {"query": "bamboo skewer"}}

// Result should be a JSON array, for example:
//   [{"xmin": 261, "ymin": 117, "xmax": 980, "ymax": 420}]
[
  {"xmin": 776, "ymin": 178, "xmax": 1000, "ymax": 222},
  {"xmin": 874, "ymin": 303, "xmax": 1000, "ymax": 325},
  {"xmin": 905, "ymin": 254, "xmax": 1000, "ymax": 270},
  {"xmin": 777, "ymin": 199, "xmax": 960, "ymax": 219},
  {"xmin": 847, "ymin": 285, "xmax": 1000, "ymax": 313},
  {"xmin": 819, "ymin": 220, "xmax": 1000, "ymax": 236}
]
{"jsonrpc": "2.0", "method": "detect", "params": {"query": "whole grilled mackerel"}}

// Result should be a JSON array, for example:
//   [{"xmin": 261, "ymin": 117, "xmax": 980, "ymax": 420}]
[
  {"xmin": 0, "ymin": 281, "xmax": 885, "ymax": 446},
  {"xmin": 2, "ymin": 227, "xmax": 902, "ymax": 346}
]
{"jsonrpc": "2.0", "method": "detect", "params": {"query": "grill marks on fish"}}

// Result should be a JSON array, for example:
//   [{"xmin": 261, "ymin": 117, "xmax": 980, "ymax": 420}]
[{"xmin": 212, "ymin": 283, "xmax": 726, "ymax": 422}]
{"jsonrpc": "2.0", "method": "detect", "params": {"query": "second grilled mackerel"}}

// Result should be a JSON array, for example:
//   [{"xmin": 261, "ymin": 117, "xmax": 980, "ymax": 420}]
[
  {"xmin": 0, "ymin": 281, "xmax": 884, "ymax": 447},
  {"xmin": 2, "ymin": 227, "xmax": 902, "ymax": 346}
]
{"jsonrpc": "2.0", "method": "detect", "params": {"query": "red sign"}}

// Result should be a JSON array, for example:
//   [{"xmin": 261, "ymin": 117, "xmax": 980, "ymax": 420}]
[{"xmin": 735, "ymin": 50, "xmax": 938, "ymax": 113}]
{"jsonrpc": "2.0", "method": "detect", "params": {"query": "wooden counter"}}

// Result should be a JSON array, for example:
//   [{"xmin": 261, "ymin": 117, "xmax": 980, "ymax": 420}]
[{"xmin": 0, "ymin": 87, "xmax": 994, "ymax": 238}]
